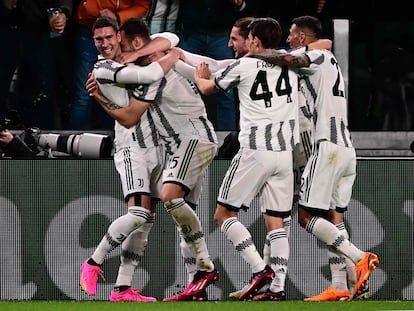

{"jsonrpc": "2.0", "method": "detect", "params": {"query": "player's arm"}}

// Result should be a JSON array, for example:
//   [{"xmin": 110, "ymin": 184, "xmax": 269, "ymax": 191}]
[
  {"xmin": 194, "ymin": 63, "xmax": 219, "ymax": 95},
  {"xmin": 249, "ymin": 50, "xmax": 311, "ymax": 67},
  {"xmin": 116, "ymin": 32, "xmax": 179, "ymax": 64},
  {"xmin": 113, "ymin": 48, "xmax": 181, "ymax": 84},
  {"xmin": 308, "ymin": 39, "xmax": 332, "ymax": 50},
  {"xmin": 182, "ymin": 50, "xmax": 234, "ymax": 72},
  {"xmin": 174, "ymin": 49, "xmax": 233, "ymax": 82},
  {"xmin": 99, "ymin": 96, "xmax": 150, "ymax": 128},
  {"xmin": 86, "ymin": 73, "xmax": 149, "ymax": 128}
]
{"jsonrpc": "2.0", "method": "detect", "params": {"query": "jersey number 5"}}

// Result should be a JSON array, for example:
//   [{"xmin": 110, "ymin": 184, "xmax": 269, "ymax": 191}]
[{"xmin": 249, "ymin": 66, "xmax": 292, "ymax": 108}]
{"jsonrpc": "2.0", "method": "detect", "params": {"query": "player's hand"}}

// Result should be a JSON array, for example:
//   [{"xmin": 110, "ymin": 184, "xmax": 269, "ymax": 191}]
[
  {"xmin": 0, "ymin": 129, "xmax": 14, "ymax": 144},
  {"xmin": 168, "ymin": 47, "xmax": 186, "ymax": 62},
  {"xmin": 165, "ymin": 47, "xmax": 182, "ymax": 63},
  {"xmin": 86, "ymin": 72, "xmax": 98, "ymax": 97},
  {"xmin": 195, "ymin": 62, "xmax": 211, "ymax": 80}
]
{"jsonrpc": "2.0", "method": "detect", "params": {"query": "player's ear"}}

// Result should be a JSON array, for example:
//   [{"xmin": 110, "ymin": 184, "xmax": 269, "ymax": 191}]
[{"xmin": 132, "ymin": 37, "xmax": 144, "ymax": 50}]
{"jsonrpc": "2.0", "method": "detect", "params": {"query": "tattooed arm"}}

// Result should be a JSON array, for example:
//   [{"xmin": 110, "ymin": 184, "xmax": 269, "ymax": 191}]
[{"xmin": 249, "ymin": 50, "xmax": 311, "ymax": 67}]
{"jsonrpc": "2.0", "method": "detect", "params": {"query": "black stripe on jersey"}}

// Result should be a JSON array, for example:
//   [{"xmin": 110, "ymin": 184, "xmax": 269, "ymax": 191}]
[
  {"xmin": 340, "ymin": 120, "xmax": 350, "ymax": 147},
  {"xmin": 289, "ymin": 119, "xmax": 296, "ymax": 150},
  {"xmin": 221, "ymin": 152, "xmax": 241, "ymax": 200},
  {"xmin": 300, "ymin": 75, "xmax": 317, "ymax": 103},
  {"xmin": 300, "ymin": 105, "xmax": 312, "ymax": 121},
  {"xmin": 301, "ymin": 130, "xmax": 313, "ymax": 160},
  {"xmin": 215, "ymin": 60, "xmax": 241, "ymax": 92},
  {"xmin": 123, "ymin": 147, "xmax": 134, "ymax": 191},
  {"xmin": 265, "ymin": 124, "xmax": 273, "ymax": 150},
  {"xmin": 249, "ymin": 126, "xmax": 258, "ymax": 149},
  {"xmin": 277, "ymin": 121, "xmax": 286, "ymax": 151},
  {"xmin": 199, "ymin": 116, "xmax": 216, "ymax": 143},
  {"xmin": 147, "ymin": 110, "xmax": 160, "ymax": 147},
  {"xmin": 330, "ymin": 116, "xmax": 338, "ymax": 144},
  {"xmin": 177, "ymin": 139, "xmax": 198, "ymax": 180},
  {"xmin": 135, "ymin": 122, "xmax": 146, "ymax": 148},
  {"xmin": 302, "ymin": 146, "xmax": 319, "ymax": 202},
  {"xmin": 151, "ymin": 96, "xmax": 181, "ymax": 147}
]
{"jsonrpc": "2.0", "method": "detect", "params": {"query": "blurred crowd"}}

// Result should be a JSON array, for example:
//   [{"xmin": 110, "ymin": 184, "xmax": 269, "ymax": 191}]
[{"xmin": 0, "ymin": 0, "xmax": 412, "ymax": 132}]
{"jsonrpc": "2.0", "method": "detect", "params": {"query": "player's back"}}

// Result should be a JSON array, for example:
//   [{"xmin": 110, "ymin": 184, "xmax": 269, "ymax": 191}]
[
  {"xmin": 215, "ymin": 57, "xmax": 299, "ymax": 151},
  {"xmin": 299, "ymin": 49, "xmax": 352, "ymax": 147},
  {"xmin": 149, "ymin": 69, "xmax": 217, "ymax": 145}
]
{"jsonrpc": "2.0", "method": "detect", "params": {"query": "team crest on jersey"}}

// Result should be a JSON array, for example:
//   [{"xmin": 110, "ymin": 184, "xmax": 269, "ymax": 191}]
[{"xmin": 136, "ymin": 178, "xmax": 144, "ymax": 188}]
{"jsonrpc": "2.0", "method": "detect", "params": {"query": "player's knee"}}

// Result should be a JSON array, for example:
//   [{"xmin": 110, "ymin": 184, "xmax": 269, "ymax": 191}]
[
  {"xmin": 214, "ymin": 204, "xmax": 235, "ymax": 227},
  {"xmin": 160, "ymin": 186, "xmax": 183, "ymax": 203},
  {"xmin": 298, "ymin": 205, "xmax": 310, "ymax": 228}
]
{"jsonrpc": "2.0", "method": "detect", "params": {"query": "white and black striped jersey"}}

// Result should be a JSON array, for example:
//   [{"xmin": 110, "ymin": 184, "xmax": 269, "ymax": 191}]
[
  {"xmin": 298, "ymin": 49, "xmax": 353, "ymax": 147},
  {"xmin": 214, "ymin": 57, "xmax": 299, "ymax": 151},
  {"xmin": 134, "ymin": 69, "xmax": 218, "ymax": 150},
  {"xmin": 94, "ymin": 57, "xmax": 160, "ymax": 150}
]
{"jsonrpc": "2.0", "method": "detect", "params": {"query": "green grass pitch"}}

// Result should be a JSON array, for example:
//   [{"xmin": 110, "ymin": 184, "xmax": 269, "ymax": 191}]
[{"xmin": 1, "ymin": 301, "xmax": 414, "ymax": 311}]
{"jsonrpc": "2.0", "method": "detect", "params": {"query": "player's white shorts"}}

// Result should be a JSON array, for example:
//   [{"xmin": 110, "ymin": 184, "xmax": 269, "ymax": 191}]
[
  {"xmin": 114, "ymin": 144, "xmax": 164, "ymax": 201},
  {"xmin": 293, "ymin": 130, "xmax": 313, "ymax": 196},
  {"xmin": 299, "ymin": 140, "xmax": 356, "ymax": 211},
  {"xmin": 218, "ymin": 147, "xmax": 293, "ymax": 216},
  {"xmin": 163, "ymin": 138, "xmax": 217, "ymax": 205}
]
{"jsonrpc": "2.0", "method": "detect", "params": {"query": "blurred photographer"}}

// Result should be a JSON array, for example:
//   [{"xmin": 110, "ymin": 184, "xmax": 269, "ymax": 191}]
[
  {"xmin": 0, "ymin": 110, "xmax": 39, "ymax": 159},
  {"xmin": 0, "ymin": 129, "xmax": 37, "ymax": 158}
]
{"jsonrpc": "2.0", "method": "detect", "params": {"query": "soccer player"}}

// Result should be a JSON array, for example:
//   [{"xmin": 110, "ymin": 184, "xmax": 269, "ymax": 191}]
[
  {"xmin": 79, "ymin": 16, "xmax": 180, "ymax": 302},
  {"xmin": 194, "ymin": 17, "xmax": 299, "ymax": 301},
  {"xmin": 254, "ymin": 15, "xmax": 380, "ymax": 301},
  {"xmin": 228, "ymin": 17, "xmax": 255, "ymax": 59},
  {"xmin": 287, "ymin": 15, "xmax": 372, "ymax": 301},
  {"xmin": 91, "ymin": 19, "xmax": 220, "ymax": 301}
]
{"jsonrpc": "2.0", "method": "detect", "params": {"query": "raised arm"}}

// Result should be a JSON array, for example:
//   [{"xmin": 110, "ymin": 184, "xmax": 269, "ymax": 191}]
[
  {"xmin": 94, "ymin": 49, "xmax": 180, "ymax": 85},
  {"xmin": 183, "ymin": 50, "xmax": 234, "ymax": 72},
  {"xmin": 249, "ymin": 50, "xmax": 311, "ymax": 67},
  {"xmin": 116, "ymin": 32, "xmax": 179, "ymax": 64}
]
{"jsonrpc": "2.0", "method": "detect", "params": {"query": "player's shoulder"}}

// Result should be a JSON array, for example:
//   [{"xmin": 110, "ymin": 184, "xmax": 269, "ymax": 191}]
[{"xmin": 94, "ymin": 57, "xmax": 124, "ymax": 70}]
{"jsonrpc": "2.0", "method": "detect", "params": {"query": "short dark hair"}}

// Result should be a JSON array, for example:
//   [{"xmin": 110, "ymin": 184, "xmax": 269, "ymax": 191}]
[
  {"xmin": 291, "ymin": 15, "xmax": 322, "ymax": 39},
  {"xmin": 120, "ymin": 18, "xmax": 151, "ymax": 43},
  {"xmin": 248, "ymin": 17, "xmax": 281, "ymax": 49},
  {"xmin": 92, "ymin": 16, "xmax": 119, "ymax": 33},
  {"xmin": 233, "ymin": 17, "xmax": 255, "ymax": 40}
]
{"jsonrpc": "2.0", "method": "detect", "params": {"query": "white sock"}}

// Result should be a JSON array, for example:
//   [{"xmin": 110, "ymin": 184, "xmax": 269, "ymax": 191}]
[
  {"xmin": 91, "ymin": 206, "xmax": 150, "ymax": 264},
  {"xmin": 327, "ymin": 222, "xmax": 348, "ymax": 291},
  {"xmin": 306, "ymin": 216, "xmax": 364, "ymax": 264},
  {"xmin": 165, "ymin": 198, "xmax": 214, "ymax": 271},
  {"xmin": 263, "ymin": 236, "xmax": 270, "ymax": 265},
  {"xmin": 115, "ymin": 214, "xmax": 154, "ymax": 286},
  {"xmin": 263, "ymin": 217, "xmax": 291, "ymax": 265},
  {"xmin": 221, "ymin": 217, "xmax": 265, "ymax": 273},
  {"xmin": 283, "ymin": 216, "xmax": 291, "ymax": 239},
  {"xmin": 268, "ymin": 229, "xmax": 289, "ymax": 293},
  {"xmin": 179, "ymin": 235, "xmax": 197, "ymax": 284},
  {"xmin": 336, "ymin": 223, "xmax": 357, "ymax": 290}
]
